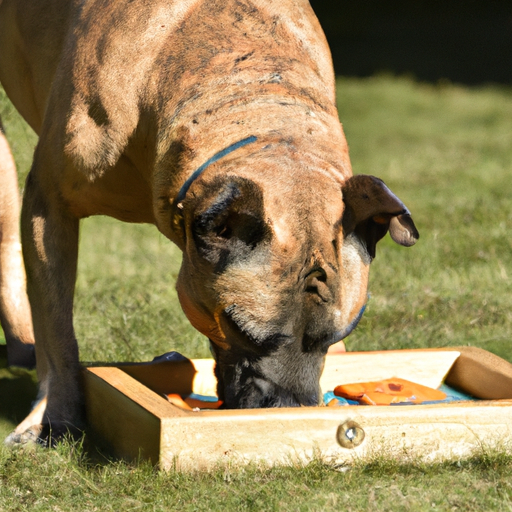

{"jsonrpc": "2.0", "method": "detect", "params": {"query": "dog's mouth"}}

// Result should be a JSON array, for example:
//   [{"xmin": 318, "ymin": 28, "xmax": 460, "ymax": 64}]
[
  {"xmin": 211, "ymin": 348, "xmax": 324, "ymax": 409},
  {"xmin": 208, "ymin": 303, "xmax": 367, "ymax": 409},
  {"xmin": 210, "ymin": 312, "xmax": 326, "ymax": 409}
]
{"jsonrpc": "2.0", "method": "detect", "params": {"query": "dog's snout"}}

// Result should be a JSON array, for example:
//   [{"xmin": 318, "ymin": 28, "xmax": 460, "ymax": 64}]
[
  {"xmin": 304, "ymin": 252, "xmax": 336, "ymax": 302},
  {"xmin": 305, "ymin": 268, "xmax": 330, "ymax": 301},
  {"xmin": 305, "ymin": 267, "xmax": 327, "ymax": 284}
]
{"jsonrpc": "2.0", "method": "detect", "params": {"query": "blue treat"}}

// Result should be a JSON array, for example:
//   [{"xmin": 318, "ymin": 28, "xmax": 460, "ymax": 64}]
[
  {"xmin": 187, "ymin": 393, "xmax": 220, "ymax": 403},
  {"xmin": 416, "ymin": 385, "xmax": 477, "ymax": 405},
  {"xmin": 323, "ymin": 391, "xmax": 350, "ymax": 406},
  {"xmin": 439, "ymin": 384, "xmax": 475, "ymax": 401}
]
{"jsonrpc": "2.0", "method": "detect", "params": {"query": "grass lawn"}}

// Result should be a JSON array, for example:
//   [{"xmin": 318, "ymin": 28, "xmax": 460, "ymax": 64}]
[{"xmin": 1, "ymin": 75, "xmax": 512, "ymax": 510}]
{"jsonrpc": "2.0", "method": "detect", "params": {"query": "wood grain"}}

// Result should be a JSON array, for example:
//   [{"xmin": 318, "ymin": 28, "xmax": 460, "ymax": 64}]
[
  {"xmin": 83, "ymin": 348, "xmax": 512, "ymax": 470},
  {"xmin": 118, "ymin": 349, "xmax": 462, "ymax": 398}
]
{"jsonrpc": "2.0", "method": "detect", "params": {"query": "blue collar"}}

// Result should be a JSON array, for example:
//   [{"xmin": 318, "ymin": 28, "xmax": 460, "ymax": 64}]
[{"xmin": 175, "ymin": 135, "xmax": 258, "ymax": 204}]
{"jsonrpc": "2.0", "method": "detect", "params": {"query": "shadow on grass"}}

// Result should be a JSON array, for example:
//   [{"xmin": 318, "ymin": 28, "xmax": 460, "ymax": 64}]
[
  {"xmin": 0, "ymin": 346, "xmax": 120, "ymax": 466},
  {"xmin": 0, "ymin": 345, "xmax": 38, "ymax": 428}
]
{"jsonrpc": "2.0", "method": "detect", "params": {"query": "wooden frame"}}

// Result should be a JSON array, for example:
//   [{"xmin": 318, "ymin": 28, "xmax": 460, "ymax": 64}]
[{"xmin": 83, "ymin": 347, "xmax": 512, "ymax": 470}]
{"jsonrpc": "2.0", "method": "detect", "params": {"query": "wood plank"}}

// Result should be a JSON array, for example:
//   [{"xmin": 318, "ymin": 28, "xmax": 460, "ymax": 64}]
[
  {"xmin": 167, "ymin": 349, "xmax": 462, "ymax": 398},
  {"xmin": 320, "ymin": 350, "xmax": 460, "ymax": 390},
  {"xmin": 158, "ymin": 400, "xmax": 512, "ymax": 470},
  {"xmin": 117, "ymin": 359, "xmax": 198, "ymax": 396},
  {"xmin": 444, "ymin": 346, "xmax": 512, "ymax": 399},
  {"xmin": 86, "ymin": 367, "xmax": 187, "ymax": 418},
  {"xmin": 83, "ymin": 348, "xmax": 512, "ymax": 470},
  {"xmin": 84, "ymin": 368, "xmax": 160, "ymax": 463},
  {"xmin": 84, "ymin": 367, "xmax": 186, "ymax": 464}
]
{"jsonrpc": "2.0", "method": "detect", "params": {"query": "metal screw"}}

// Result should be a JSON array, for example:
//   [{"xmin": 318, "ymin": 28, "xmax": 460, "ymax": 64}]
[{"xmin": 336, "ymin": 420, "xmax": 365, "ymax": 449}]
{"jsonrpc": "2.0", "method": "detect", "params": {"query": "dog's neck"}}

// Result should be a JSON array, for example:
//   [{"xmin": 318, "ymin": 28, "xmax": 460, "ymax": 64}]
[
  {"xmin": 152, "ymin": 95, "xmax": 352, "ymax": 247},
  {"xmin": 174, "ymin": 135, "xmax": 258, "ymax": 206}
]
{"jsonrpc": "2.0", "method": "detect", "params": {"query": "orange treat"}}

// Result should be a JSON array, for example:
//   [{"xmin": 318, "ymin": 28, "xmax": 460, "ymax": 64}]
[
  {"xmin": 333, "ymin": 382, "xmax": 366, "ymax": 400},
  {"xmin": 334, "ymin": 378, "xmax": 446, "ymax": 405},
  {"xmin": 359, "ymin": 392, "xmax": 412, "ymax": 405},
  {"xmin": 326, "ymin": 398, "xmax": 346, "ymax": 407},
  {"xmin": 166, "ymin": 394, "xmax": 193, "ymax": 410}
]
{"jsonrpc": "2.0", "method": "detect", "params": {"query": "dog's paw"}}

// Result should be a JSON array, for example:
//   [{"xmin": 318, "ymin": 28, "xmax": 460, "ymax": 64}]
[
  {"xmin": 4, "ymin": 424, "xmax": 42, "ymax": 447},
  {"xmin": 5, "ymin": 422, "xmax": 83, "ymax": 448}
]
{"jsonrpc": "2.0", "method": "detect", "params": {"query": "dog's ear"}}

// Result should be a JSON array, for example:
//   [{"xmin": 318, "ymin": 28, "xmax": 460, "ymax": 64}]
[
  {"xmin": 190, "ymin": 177, "xmax": 271, "ymax": 266},
  {"xmin": 342, "ymin": 174, "xmax": 419, "ymax": 259}
]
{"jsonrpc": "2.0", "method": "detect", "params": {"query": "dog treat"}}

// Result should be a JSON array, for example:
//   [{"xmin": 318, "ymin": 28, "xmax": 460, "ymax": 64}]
[
  {"xmin": 168, "ymin": 383, "xmax": 471, "ymax": 410},
  {"xmin": 166, "ymin": 394, "xmax": 194, "ymax": 410},
  {"xmin": 166, "ymin": 393, "xmax": 223, "ymax": 411},
  {"xmin": 333, "ymin": 377, "xmax": 447, "ymax": 405},
  {"xmin": 184, "ymin": 395, "xmax": 223, "ymax": 410},
  {"xmin": 323, "ymin": 390, "xmax": 351, "ymax": 406}
]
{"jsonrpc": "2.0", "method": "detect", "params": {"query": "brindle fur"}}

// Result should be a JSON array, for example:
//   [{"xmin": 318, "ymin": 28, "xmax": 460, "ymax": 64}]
[{"xmin": 0, "ymin": 0, "xmax": 418, "ymax": 444}]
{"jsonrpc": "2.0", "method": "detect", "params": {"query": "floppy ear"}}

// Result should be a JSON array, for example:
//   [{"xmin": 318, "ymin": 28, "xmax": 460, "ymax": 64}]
[{"xmin": 342, "ymin": 174, "xmax": 419, "ymax": 259}]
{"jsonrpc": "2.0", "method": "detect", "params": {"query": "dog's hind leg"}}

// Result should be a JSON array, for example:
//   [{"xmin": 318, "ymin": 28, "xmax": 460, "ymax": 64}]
[
  {"xmin": 7, "ymin": 139, "xmax": 83, "ymax": 445},
  {"xmin": 0, "ymin": 118, "xmax": 35, "ymax": 368}
]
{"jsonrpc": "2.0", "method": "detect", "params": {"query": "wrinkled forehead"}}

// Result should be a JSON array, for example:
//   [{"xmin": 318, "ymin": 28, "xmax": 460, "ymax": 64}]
[
  {"xmin": 224, "ymin": 151, "xmax": 346, "ymax": 225},
  {"xmin": 262, "ymin": 171, "xmax": 345, "ymax": 245}
]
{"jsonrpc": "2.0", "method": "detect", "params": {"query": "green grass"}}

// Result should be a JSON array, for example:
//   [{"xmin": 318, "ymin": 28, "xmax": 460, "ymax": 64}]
[
  {"xmin": 1, "ymin": 447, "xmax": 512, "ymax": 511},
  {"xmin": 1, "ymin": 75, "xmax": 512, "ymax": 510},
  {"xmin": 337, "ymin": 76, "xmax": 512, "ymax": 359}
]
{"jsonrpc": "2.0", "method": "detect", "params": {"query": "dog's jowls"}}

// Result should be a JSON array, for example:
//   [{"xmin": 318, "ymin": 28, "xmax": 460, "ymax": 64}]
[{"xmin": 0, "ymin": 0, "xmax": 418, "ymax": 445}]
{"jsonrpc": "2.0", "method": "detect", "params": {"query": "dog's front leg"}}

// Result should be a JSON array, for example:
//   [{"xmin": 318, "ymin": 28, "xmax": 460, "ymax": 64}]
[
  {"xmin": 7, "ymin": 154, "xmax": 82, "ymax": 445},
  {"xmin": 0, "ymin": 121, "xmax": 35, "ymax": 368}
]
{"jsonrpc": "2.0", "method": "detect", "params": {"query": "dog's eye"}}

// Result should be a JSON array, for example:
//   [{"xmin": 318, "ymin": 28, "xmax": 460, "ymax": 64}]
[
  {"xmin": 214, "ymin": 213, "xmax": 265, "ymax": 247},
  {"xmin": 216, "ymin": 224, "xmax": 232, "ymax": 239}
]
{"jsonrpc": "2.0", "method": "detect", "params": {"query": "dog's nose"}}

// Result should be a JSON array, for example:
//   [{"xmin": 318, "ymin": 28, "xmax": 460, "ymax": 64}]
[
  {"xmin": 305, "ymin": 267, "xmax": 326, "ymax": 287},
  {"xmin": 305, "ymin": 267, "xmax": 332, "ymax": 302},
  {"xmin": 304, "ymin": 249, "xmax": 336, "ymax": 302}
]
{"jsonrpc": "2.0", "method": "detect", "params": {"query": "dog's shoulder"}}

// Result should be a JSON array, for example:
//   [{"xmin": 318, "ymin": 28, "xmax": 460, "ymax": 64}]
[{"xmin": 62, "ymin": 0, "xmax": 193, "ymax": 176}]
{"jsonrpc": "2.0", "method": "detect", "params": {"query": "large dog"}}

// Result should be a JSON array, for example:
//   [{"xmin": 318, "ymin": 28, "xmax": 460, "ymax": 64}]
[{"xmin": 0, "ymin": 0, "xmax": 418, "ymax": 444}]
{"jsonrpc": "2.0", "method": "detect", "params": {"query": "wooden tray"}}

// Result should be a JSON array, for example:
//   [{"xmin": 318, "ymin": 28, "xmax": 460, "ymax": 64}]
[{"xmin": 83, "ymin": 347, "xmax": 512, "ymax": 470}]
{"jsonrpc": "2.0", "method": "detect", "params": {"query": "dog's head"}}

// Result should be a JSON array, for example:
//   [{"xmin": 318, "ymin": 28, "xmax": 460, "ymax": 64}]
[{"xmin": 170, "ymin": 146, "xmax": 418, "ymax": 409}]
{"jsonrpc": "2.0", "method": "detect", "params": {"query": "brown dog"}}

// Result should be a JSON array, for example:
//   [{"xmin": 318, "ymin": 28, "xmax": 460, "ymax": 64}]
[{"xmin": 0, "ymin": 0, "xmax": 418, "ymax": 444}]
